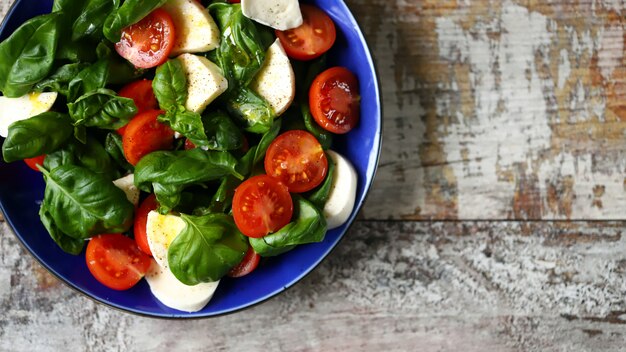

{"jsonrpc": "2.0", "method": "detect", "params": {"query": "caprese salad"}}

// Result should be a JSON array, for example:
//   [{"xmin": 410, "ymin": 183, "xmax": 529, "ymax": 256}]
[{"xmin": 0, "ymin": 0, "xmax": 360, "ymax": 312}]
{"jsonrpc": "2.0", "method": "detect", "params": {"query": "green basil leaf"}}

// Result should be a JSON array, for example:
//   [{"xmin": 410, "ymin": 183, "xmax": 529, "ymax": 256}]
[
  {"xmin": 105, "ymin": 132, "xmax": 134, "ymax": 172},
  {"xmin": 168, "ymin": 213, "xmax": 248, "ymax": 285},
  {"xmin": 253, "ymin": 117, "xmax": 281, "ymax": 165},
  {"xmin": 103, "ymin": 0, "xmax": 168, "ymax": 42},
  {"xmin": 205, "ymin": 175, "xmax": 241, "ymax": 214},
  {"xmin": 41, "ymin": 164, "xmax": 134, "ymax": 239},
  {"xmin": 72, "ymin": 0, "xmax": 120, "ymax": 41},
  {"xmin": 158, "ymin": 110, "xmax": 210, "ymax": 148},
  {"xmin": 0, "ymin": 13, "xmax": 62, "ymax": 97},
  {"xmin": 250, "ymin": 196, "xmax": 327, "ymax": 257},
  {"xmin": 301, "ymin": 104, "xmax": 333, "ymax": 150},
  {"xmin": 68, "ymin": 59, "xmax": 109, "ymax": 102},
  {"xmin": 68, "ymin": 88, "xmax": 137, "ymax": 129},
  {"xmin": 46, "ymin": 136, "xmax": 119, "ymax": 178},
  {"xmin": 39, "ymin": 203, "xmax": 85, "ymax": 255},
  {"xmin": 153, "ymin": 58, "xmax": 187, "ymax": 110},
  {"xmin": 34, "ymin": 63, "xmax": 89, "ymax": 96},
  {"xmin": 202, "ymin": 111, "xmax": 244, "ymax": 151},
  {"xmin": 307, "ymin": 153, "xmax": 335, "ymax": 209},
  {"xmin": 225, "ymin": 87, "xmax": 275, "ymax": 133},
  {"xmin": 2, "ymin": 112, "xmax": 73, "ymax": 163}
]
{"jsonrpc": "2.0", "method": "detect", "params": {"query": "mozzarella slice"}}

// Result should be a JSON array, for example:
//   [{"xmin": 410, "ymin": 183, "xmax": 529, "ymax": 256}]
[
  {"xmin": 162, "ymin": 0, "xmax": 220, "ymax": 56},
  {"xmin": 250, "ymin": 39, "xmax": 295, "ymax": 116},
  {"xmin": 241, "ymin": 0, "xmax": 303, "ymax": 30},
  {"xmin": 324, "ymin": 151, "xmax": 358, "ymax": 229},
  {"xmin": 112, "ymin": 174, "xmax": 139, "ymax": 206},
  {"xmin": 0, "ymin": 92, "xmax": 57, "ymax": 137},
  {"xmin": 177, "ymin": 54, "xmax": 228, "ymax": 114},
  {"xmin": 146, "ymin": 211, "xmax": 187, "ymax": 269},
  {"xmin": 146, "ymin": 260, "xmax": 219, "ymax": 312}
]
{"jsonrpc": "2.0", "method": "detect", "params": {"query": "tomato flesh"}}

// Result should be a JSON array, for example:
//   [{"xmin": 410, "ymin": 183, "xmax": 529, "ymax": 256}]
[
  {"xmin": 276, "ymin": 5, "xmax": 336, "ymax": 61},
  {"xmin": 115, "ymin": 8, "xmax": 175, "ymax": 69},
  {"xmin": 265, "ymin": 130, "xmax": 328, "ymax": 193},
  {"xmin": 23, "ymin": 155, "xmax": 46, "ymax": 172},
  {"xmin": 122, "ymin": 109, "xmax": 174, "ymax": 166},
  {"xmin": 117, "ymin": 79, "xmax": 159, "ymax": 135},
  {"xmin": 233, "ymin": 175, "xmax": 293, "ymax": 238},
  {"xmin": 85, "ymin": 234, "xmax": 152, "ymax": 291},
  {"xmin": 134, "ymin": 194, "xmax": 159, "ymax": 256},
  {"xmin": 309, "ymin": 67, "xmax": 360, "ymax": 134},
  {"xmin": 227, "ymin": 247, "xmax": 260, "ymax": 278}
]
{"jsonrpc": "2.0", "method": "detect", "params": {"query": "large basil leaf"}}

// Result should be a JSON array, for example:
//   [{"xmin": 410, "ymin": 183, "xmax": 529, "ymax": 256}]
[
  {"xmin": 67, "ymin": 59, "xmax": 110, "ymax": 102},
  {"xmin": 168, "ymin": 213, "xmax": 248, "ymax": 285},
  {"xmin": 225, "ymin": 87, "xmax": 274, "ymax": 133},
  {"xmin": 158, "ymin": 110, "xmax": 210, "ymax": 148},
  {"xmin": 34, "ymin": 63, "xmax": 89, "ymax": 96},
  {"xmin": 134, "ymin": 149, "xmax": 243, "ymax": 210},
  {"xmin": 72, "ymin": 0, "xmax": 120, "ymax": 41},
  {"xmin": 202, "ymin": 111, "xmax": 244, "ymax": 151},
  {"xmin": 105, "ymin": 132, "xmax": 134, "ymax": 172},
  {"xmin": 0, "ymin": 13, "xmax": 62, "ymax": 97},
  {"xmin": 2, "ymin": 112, "xmax": 73, "ymax": 163},
  {"xmin": 307, "ymin": 153, "xmax": 335, "ymax": 209},
  {"xmin": 250, "ymin": 196, "xmax": 327, "ymax": 257},
  {"xmin": 41, "ymin": 165, "xmax": 134, "ymax": 239},
  {"xmin": 39, "ymin": 203, "xmax": 85, "ymax": 255},
  {"xmin": 152, "ymin": 58, "xmax": 187, "ymax": 111},
  {"xmin": 45, "ymin": 137, "xmax": 119, "ymax": 178},
  {"xmin": 103, "ymin": 0, "xmax": 168, "ymax": 42},
  {"xmin": 68, "ymin": 88, "xmax": 137, "ymax": 129}
]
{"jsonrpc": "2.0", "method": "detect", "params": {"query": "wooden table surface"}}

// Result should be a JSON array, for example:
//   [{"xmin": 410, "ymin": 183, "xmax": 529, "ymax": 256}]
[{"xmin": 2, "ymin": 0, "xmax": 626, "ymax": 351}]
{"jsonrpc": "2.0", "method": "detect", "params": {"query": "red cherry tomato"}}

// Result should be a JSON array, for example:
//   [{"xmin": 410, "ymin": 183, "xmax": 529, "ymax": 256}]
[
  {"xmin": 309, "ymin": 67, "xmax": 360, "ymax": 134},
  {"xmin": 115, "ymin": 8, "xmax": 175, "ymax": 69},
  {"xmin": 134, "ymin": 194, "xmax": 159, "ymax": 256},
  {"xmin": 233, "ymin": 175, "xmax": 293, "ymax": 238},
  {"xmin": 264, "ymin": 130, "xmax": 328, "ymax": 193},
  {"xmin": 275, "ymin": 5, "xmax": 336, "ymax": 61},
  {"xmin": 122, "ymin": 109, "xmax": 174, "ymax": 166},
  {"xmin": 23, "ymin": 155, "xmax": 46, "ymax": 172},
  {"xmin": 117, "ymin": 79, "xmax": 159, "ymax": 135},
  {"xmin": 227, "ymin": 247, "xmax": 260, "ymax": 278},
  {"xmin": 184, "ymin": 139, "xmax": 196, "ymax": 150},
  {"xmin": 85, "ymin": 234, "xmax": 152, "ymax": 291}
]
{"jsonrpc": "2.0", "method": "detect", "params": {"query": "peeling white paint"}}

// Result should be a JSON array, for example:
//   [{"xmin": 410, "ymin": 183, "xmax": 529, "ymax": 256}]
[
  {"xmin": 558, "ymin": 49, "xmax": 571, "ymax": 90},
  {"xmin": 598, "ymin": 24, "xmax": 624, "ymax": 80}
]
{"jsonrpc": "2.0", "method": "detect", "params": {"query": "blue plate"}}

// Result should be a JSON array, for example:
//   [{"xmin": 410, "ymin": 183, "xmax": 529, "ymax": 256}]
[{"xmin": 0, "ymin": 0, "xmax": 381, "ymax": 318}]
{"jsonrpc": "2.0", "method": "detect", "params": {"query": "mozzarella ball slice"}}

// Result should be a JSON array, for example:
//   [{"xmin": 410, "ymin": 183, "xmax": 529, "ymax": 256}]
[
  {"xmin": 177, "ymin": 53, "xmax": 228, "ymax": 114},
  {"xmin": 0, "ymin": 92, "xmax": 58, "ymax": 137},
  {"xmin": 241, "ymin": 0, "xmax": 303, "ymax": 30},
  {"xmin": 250, "ymin": 39, "xmax": 295, "ymax": 116},
  {"xmin": 146, "ymin": 260, "xmax": 220, "ymax": 312},
  {"xmin": 112, "ymin": 174, "xmax": 139, "ymax": 206},
  {"xmin": 162, "ymin": 0, "xmax": 220, "ymax": 56},
  {"xmin": 324, "ymin": 150, "xmax": 358, "ymax": 229},
  {"xmin": 146, "ymin": 211, "xmax": 187, "ymax": 269}
]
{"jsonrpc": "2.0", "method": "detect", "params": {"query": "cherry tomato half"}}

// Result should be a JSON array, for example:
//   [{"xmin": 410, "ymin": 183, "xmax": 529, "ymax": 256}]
[
  {"xmin": 134, "ymin": 194, "xmax": 159, "ymax": 256},
  {"xmin": 227, "ymin": 247, "xmax": 260, "ymax": 278},
  {"xmin": 275, "ymin": 5, "xmax": 336, "ymax": 61},
  {"xmin": 265, "ymin": 130, "xmax": 328, "ymax": 193},
  {"xmin": 117, "ymin": 79, "xmax": 159, "ymax": 135},
  {"xmin": 122, "ymin": 109, "xmax": 174, "ymax": 166},
  {"xmin": 85, "ymin": 234, "xmax": 152, "ymax": 291},
  {"xmin": 115, "ymin": 8, "xmax": 175, "ymax": 69},
  {"xmin": 23, "ymin": 155, "xmax": 46, "ymax": 172},
  {"xmin": 233, "ymin": 175, "xmax": 293, "ymax": 238},
  {"xmin": 309, "ymin": 67, "xmax": 360, "ymax": 134}
]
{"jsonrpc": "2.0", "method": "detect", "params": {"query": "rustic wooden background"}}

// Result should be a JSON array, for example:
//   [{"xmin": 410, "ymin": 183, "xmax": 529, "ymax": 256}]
[{"xmin": 2, "ymin": 0, "xmax": 626, "ymax": 351}]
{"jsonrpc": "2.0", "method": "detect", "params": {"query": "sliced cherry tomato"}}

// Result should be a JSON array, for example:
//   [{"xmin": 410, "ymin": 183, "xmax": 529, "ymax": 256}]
[
  {"xmin": 122, "ymin": 109, "xmax": 174, "ymax": 166},
  {"xmin": 275, "ymin": 5, "xmax": 336, "ymax": 61},
  {"xmin": 85, "ymin": 234, "xmax": 152, "ymax": 291},
  {"xmin": 23, "ymin": 155, "xmax": 46, "ymax": 172},
  {"xmin": 264, "ymin": 130, "xmax": 328, "ymax": 193},
  {"xmin": 309, "ymin": 67, "xmax": 360, "ymax": 134},
  {"xmin": 184, "ymin": 139, "xmax": 196, "ymax": 150},
  {"xmin": 227, "ymin": 247, "xmax": 260, "ymax": 278},
  {"xmin": 233, "ymin": 175, "xmax": 293, "ymax": 238},
  {"xmin": 117, "ymin": 79, "xmax": 159, "ymax": 135},
  {"xmin": 134, "ymin": 194, "xmax": 159, "ymax": 256},
  {"xmin": 115, "ymin": 8, "xmax": 175, "ymax": 69}
]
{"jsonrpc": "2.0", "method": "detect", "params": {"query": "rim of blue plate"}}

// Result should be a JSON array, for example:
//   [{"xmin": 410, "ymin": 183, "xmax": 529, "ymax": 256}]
[{"xmin": 0, "ymin": 0, "xmax": 383, "ymax": 319}]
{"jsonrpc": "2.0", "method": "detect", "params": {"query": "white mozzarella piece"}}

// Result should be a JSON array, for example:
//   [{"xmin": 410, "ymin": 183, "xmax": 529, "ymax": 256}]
[
  {"xmin": 323, "ymin": 150, "xmax": 358, "ymax": 229},
  {"xmin": 146, "ymin": 211, "xmax": 187, "ymax": 269},
  {"xmin": 112, "ymin": 174, "xmax": 139, "ymax": 206},
  {"xmin": 162, "ymin": 0, "xmax": 220, "ymax": 56},
  {"xmin": 0, "ymin": 92, "xmax": 58, "ymax": 137},
  {"xmin": 146, "ymin": 260, "xmax": 220, "ymax": 312},
  {"xmin": 250, "ymin": 39, "xmax": 295, "ymax": 116},
  {"xmin": 177, "ymin": 53, "xmax": 228, "ymax": 114},
  {"xmin": 241, "ymin": 0, "xmax": 303, "ymax": 30}
]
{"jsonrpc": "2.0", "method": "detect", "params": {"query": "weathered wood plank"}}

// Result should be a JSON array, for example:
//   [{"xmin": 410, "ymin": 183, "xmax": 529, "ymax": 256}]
[{"xmin": 2, "ymin": 220, "xmax": 626, "ymax": 351}]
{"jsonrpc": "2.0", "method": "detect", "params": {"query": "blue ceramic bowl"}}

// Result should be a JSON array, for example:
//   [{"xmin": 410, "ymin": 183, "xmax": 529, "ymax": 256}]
[{"xmin": 0, "ymin": 0, "xmax": 381, "ymax": 318}]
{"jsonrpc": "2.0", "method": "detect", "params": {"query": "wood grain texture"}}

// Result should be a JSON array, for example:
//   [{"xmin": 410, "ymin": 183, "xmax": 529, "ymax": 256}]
[
  {"xmin": 351, "ymin": 0, "xmax": 626, "ymax": 220},
  {"xmin": 2, "ymin": 220, "xmax": 626, "ymax": 352}
]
